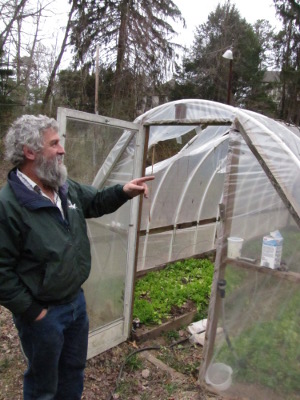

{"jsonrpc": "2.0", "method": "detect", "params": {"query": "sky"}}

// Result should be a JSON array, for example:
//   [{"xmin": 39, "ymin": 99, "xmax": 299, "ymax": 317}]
[
  {"xmin": 51, "ymin": 0, "xmax": 280, "ymax": 46},
  {"xmin": 42, "ymin": 0, "xmax": 282, "ymax": 68},
  {"xmin": 172, "ymin": 0, "xmax": 280, "ymax": 47}
]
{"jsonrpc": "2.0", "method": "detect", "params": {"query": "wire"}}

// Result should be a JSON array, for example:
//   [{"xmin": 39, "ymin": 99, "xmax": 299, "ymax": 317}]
[
  {"xmin": 106, "ymin": 334, "xmax": 197, "ymax": 400},
  {"xmin": 107, "ymin": 345, "xmax": 161, "ymax": 400}
]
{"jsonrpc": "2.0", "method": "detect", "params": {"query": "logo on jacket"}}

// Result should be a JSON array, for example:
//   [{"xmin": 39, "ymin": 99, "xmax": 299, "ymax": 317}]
[{"xmin": 67, "ymin": 200, "xmax": 77, "ymax": 210}]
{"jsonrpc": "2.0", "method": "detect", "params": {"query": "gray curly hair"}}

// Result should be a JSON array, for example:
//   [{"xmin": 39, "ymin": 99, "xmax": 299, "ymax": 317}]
[{"xmin": 5, "ymin": 115, "xmax": 59, "ymax": 166}]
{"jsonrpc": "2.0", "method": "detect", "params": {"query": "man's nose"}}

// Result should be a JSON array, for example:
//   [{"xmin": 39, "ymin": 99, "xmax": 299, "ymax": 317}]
[{"xmin": 58, "ymin": 144, "xmax": 65, "ymax": 154}]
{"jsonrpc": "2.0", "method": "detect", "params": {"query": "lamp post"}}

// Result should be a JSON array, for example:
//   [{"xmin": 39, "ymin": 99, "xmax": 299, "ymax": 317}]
[
  {"xmin": 222, "ymin": 49, "xmax": 233, "ymax": 105},
  {"xmin": 95, "ymin": 44, "xmax": 99, "ymax": 114}
]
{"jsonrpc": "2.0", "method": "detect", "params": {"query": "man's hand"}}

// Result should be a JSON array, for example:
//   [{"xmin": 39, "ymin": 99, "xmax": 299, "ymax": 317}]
[
  {"xmin": 35, "ymin": 309, "xmax": 48, "ymax": 321},
  {"xmin": 123, "ymin": 176, "xmax": 155, "ymax": 199}
]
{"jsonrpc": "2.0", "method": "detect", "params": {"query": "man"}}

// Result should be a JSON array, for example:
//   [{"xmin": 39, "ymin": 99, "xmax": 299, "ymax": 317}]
[{"xmin": 0, "ymin": 114, "xmax": 154, "ymax": 400}]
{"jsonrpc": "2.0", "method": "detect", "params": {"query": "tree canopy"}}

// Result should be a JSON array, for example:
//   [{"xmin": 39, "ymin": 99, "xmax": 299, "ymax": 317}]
[
  {"xmin": 273, "ymin": 0, "xmax": 300, "ymax": 124},
  {"xmin": 169, "ymin": 1, "xmax": 277, "ymax": 115},
  {"xmin": 0, "ymin": 0, "xmax": 298, "ymax": 126},
  {"xmin": 70, "ymin": 0, "xmax": 185, "ymax": 114}
]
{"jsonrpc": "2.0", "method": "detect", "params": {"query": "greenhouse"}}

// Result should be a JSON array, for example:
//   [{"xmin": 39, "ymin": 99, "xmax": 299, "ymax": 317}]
[{"xmin": 57, "ymin": 99, "xmax": 300, "ymax": 400}]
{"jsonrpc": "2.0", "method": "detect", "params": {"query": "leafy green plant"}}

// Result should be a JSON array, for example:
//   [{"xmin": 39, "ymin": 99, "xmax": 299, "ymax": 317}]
[{"xmin": 133, "ymin": 258, "xmax": 214, "ymax": 325}]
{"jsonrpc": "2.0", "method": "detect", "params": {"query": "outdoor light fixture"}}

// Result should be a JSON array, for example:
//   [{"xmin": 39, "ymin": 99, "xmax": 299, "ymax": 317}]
[
  {"xmin": 222, "ymin": 49, "xmax": 233, "ymax": 105},
  {"xmin": 222, "ymin": 49, "xmax": 233, "ymax": 60}
]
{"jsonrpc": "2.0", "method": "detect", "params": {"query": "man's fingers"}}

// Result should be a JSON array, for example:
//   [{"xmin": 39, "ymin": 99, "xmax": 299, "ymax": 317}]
[
  {"xmin": 135, "ymin": 175, "xmax": 155, "ymax": 184},
  {"xmin": 123, "ymin": 176, "xmax": 155, "ymax": 198}
]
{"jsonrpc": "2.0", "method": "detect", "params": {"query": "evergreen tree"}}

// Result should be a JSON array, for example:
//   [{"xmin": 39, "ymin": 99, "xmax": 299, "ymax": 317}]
[{"xmin": 70, "ymin": 0, "xmax": 184, "ymax": 116}]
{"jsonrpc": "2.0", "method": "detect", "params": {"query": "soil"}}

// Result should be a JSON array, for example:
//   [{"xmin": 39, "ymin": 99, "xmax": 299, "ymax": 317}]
[{"xmin": 0, "ymin": 306, "xmax": 224, "ymax": 400}]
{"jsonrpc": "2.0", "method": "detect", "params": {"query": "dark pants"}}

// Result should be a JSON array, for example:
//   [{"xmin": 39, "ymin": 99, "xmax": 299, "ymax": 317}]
[{"xmin": 14, "ymin": 290, "xmax": 89, "ymax": 400}]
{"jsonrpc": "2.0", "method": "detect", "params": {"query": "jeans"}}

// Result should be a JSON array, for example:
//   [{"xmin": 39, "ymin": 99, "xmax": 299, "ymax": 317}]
[{"xmin": 14, "ymin": 290, "xmax": 89, "ymax": 400}]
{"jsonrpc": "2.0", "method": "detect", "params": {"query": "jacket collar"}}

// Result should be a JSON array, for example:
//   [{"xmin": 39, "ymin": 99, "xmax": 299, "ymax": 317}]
[{"xmin": 8, "ymin": 168, "xmax": 69, "ymax": 212}]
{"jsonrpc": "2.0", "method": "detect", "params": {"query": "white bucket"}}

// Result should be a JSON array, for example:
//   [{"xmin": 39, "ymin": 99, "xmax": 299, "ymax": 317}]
[
  {"xmin": 227, "ymin": 237, "xmax": 244, "ymax": 259},
  {"xmin": 205, "ymin": 362, "xmax": 233, "ymax": 391}
]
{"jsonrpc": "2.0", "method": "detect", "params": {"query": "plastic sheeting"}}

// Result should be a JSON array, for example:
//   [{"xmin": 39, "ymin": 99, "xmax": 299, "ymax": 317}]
[
  {"xmin": 62, "ymin": 100, "xmax": 300, "ymax": 396},
  {"xmin": 201, "ymin": 124, "xmax": 300, "ymax": 400},
  {"xmin": 94, "ymin": 99, "xmax": 300, "ymax": 275},
  {"xmin": 90, "ymin": 99, "xmax": 300, "ymax": 397}
]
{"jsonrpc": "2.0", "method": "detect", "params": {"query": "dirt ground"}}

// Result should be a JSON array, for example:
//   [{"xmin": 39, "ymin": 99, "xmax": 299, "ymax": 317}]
[{"xmin": 0, "ymin": 306, "xmax": 225, "ymax": 400}]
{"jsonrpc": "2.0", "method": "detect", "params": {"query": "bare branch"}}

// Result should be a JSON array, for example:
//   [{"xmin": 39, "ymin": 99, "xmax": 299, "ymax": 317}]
[{"xmin": 42, "ymin": 0, "xmax": 76, "ymax": 110}]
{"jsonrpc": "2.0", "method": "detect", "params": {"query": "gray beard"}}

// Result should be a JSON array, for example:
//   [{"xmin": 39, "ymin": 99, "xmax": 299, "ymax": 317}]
[{"xmin": 35, "ymin": 154, "xmax": 68, "ymax": 189}]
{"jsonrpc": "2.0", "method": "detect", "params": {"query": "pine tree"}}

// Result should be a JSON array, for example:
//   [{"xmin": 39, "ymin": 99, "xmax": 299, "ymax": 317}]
[{"xmin": 70, "ymin": 0, "xmax": 184, "ymax": 116}]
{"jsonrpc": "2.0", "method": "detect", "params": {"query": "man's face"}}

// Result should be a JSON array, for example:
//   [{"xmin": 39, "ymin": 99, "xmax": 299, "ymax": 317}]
[
  {"xmin": 40, "ymin": 128, "xmax": 65, "ymax": 161},
  {"xmin": 34, "ymin": 128, "xmax": 68, "ymax": 188}
]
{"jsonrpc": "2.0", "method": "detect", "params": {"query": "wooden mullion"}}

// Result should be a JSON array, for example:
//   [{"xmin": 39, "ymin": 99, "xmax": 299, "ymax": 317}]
[
  {"xmin": 199, "ymin": 131, "xmax": 241, "ymax": 379},
  {"xmin": 226, "ymin": 258, "xmax": 300, "ymax": 283}
]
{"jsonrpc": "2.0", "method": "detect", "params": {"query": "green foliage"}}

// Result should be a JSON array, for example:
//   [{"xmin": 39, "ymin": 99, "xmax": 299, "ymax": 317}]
[
  {"xmin": 133, "ymin": 298, "xmax": 159, "ymax": 325},
  {"xmin": 69, "ymin": 0, "xmax": 184, "ymax": 118},
  {"xmin": 218, "ymin": 290, "xmax": 300, "ymax": 395},
  {"xmin": 125, "ymin": 354, "xmax": 143, "ymax": 372},
  {"xmin": 169, "ymin": 1, "xmax": 277, "ymax": 116},
  {"xmin": 164, "ymin": 383, "xmax": 178, "ymax": 394},
  {"xmin": 133, "ymin": 258, "xmax": 214, "ymax": 325},
  {"xmin": 0, "ymin": 42, "xmax": 22, "ymax": 132},
  {"xmin": 272, "ymin": 0, "xmax": 300, "ymax": 124},
  {"xmin": 57, "ymin": 66, "xmax": 147, "ymax": 120},
  {"xmin": 165, "ymin": 330, "xmax": 180, "ymax": 341}
]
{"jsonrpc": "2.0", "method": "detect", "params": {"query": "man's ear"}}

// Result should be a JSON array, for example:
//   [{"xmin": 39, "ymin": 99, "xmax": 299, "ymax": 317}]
[{"xmin": 23, "ymin": 145, "xmax": 37, "ymax": 161}]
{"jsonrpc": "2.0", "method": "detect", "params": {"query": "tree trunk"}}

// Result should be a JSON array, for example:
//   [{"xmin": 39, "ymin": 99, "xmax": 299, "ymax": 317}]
[
  {"xmin": 42, "ymin": 1, "xmax": 76, "ymax": 112},
  {"xmin": 280, "ymin": 20, "xmax": 292, "ymax": 120},
  {"xmin": 112, "ymin": 0, "xmax": 129, "ymax": 106}
]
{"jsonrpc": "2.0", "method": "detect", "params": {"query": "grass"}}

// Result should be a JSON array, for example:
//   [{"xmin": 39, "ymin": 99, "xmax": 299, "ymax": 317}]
[
  {"xmin": 157, "ymin": 345, "xmax": 200, "ymax": 377},
  {"xmin": 218, "ymin": 288, "xmax": 300, "ymax": 396},
  {"xmin": 133, "ymin": 258, "xmax": 214, "ymax": 325},
  {"xmin": 125, "ymin": 354, "xmax": 143, "ymax": 372},
  {"xmin": 164, "ymin": 383, "xmax": 179, "ymax": 395}
]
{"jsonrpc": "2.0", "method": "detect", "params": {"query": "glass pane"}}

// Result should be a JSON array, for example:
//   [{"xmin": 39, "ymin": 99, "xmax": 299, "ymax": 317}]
[
  {"xmin": 85, "ymin": 214, "xmax": 130, "ymax": 330},
  {"xmin": 62, "ymin": 117, "xmax": 135, "ymax": 332},
  {"xmin": 64, "ymin": 119, "xmax": 124, "ymax": 185}
]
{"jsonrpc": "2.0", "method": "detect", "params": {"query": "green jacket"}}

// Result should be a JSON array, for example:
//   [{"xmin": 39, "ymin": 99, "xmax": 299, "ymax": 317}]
[{"xmin": 0, "ymin": 169, "xmax": 130, "ymax": 321}]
